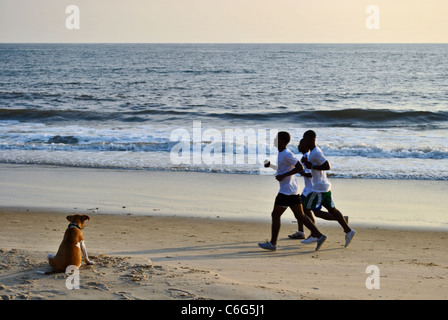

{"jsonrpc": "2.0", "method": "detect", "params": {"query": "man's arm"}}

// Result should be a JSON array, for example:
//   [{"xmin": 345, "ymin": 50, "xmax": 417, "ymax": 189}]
[
  {"xmin": 264, "ymin": 160, "xmax": 278, "ymax": 170},
  {"xmin": 305, "ymin": 160, "xmax": 331, "ymax": 171},
  {"xmin": 276, "ymin": 161, "xmax": 304, "ymax": 181},
  {"xmin": 302, "ymin": 171, "xmax": 312, "ymax": 178},
  {"xmin": 300, "ymin": 155, "xmax": 312, "ymax": 177}
]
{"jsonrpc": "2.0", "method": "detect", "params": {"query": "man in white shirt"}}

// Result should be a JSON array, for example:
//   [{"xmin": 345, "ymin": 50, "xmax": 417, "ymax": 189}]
[
  {"xmin": 302, "ymin": 130, "xmax": 356, "ymax": 248},
  {"xmin": 259, "ymin": 131, "xmax": 327, "ymax": 251},
  {"xmin": 289, "ymin": 139, "xmax": 350, "ymax": 240}
]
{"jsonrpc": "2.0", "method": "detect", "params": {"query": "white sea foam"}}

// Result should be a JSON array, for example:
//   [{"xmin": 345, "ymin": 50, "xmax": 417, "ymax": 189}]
[{"xmin": 1, "ymin": 122, "xmax": 447, "ymax": 180}]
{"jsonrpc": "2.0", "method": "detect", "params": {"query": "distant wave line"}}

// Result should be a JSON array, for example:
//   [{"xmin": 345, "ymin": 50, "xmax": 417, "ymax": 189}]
[{"xmin": 1, "ymin": 108, "xmax": 447, "ymax": 128}]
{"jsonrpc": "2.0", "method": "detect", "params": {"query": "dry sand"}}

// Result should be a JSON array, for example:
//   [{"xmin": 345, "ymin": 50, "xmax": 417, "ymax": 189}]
[
  {"xmin": 0, "ymin": 164, "xmax": 447, "ymax": 300},
  {"xmin": 1, "ymin": 209, "xmax": 447, "ymax": 300}
]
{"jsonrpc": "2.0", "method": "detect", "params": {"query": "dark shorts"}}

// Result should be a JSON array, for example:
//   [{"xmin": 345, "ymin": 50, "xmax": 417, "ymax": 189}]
[{"xmin": 274, "ymin": 193, "xmax": 302, "ymax": 208}]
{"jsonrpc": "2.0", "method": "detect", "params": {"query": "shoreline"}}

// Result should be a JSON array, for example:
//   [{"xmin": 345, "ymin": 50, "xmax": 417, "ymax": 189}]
[{"xmin": 0, "ymin": 163, "xmax": 447, "ymax": 231}]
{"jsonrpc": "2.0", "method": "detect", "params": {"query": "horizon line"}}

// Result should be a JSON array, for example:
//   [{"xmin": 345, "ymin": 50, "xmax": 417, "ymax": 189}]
[{"xmin": 1, "ymin": 42, "xmax": 447, "ymax": 45}]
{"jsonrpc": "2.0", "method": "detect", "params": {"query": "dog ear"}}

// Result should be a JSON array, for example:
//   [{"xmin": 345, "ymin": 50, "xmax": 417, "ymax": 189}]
[
  {"xmin": 82, "ymin": 215, "xmax": 90, "ymax": 222},
  {"xmin": 66, "ymin": 215, "xmax": 74, "ymax": 222}
]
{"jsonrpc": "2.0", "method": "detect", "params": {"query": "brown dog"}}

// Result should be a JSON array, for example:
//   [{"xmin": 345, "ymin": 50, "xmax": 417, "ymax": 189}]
[{"xmin": 39, "ymin": 214, "xmax": 95, "ymax": 274}]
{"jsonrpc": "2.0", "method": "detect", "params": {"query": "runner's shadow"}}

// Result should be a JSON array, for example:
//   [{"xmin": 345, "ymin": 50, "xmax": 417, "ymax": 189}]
[{"xmin": 111, "ymin": 241, "xmax": 343, "ymax": 262}]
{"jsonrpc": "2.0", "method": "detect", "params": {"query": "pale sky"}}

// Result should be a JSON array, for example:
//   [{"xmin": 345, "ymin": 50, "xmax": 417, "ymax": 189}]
[{"xmin": 0, "ymin": 0, "xmax": 447, "ymax": 43}]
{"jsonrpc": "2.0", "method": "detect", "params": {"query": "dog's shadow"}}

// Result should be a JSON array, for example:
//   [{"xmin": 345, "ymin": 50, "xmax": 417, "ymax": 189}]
[{"xmin": 35, "ymin": 262, "xmax": 94, "ymax": 275}]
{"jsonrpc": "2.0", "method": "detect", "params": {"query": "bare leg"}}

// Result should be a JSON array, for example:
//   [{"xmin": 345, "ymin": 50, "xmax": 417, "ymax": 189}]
[
  {"xmin": 270, "ymin": 205, "xmax": 288, "ymax": 246},
  {"xmin": 290, "ymin": 203, "xmax": 323, "ymax": 239},
  {"xmin": 327, "ymin": 207, "xmax": 351, "ymax": 233},
  {"xmin": 297, "ymin": 208, "xmax": 315, "ymax": 232},
  {"xmin": 314, "ymin": 210, "xmax": 337, "ymax": 221}
]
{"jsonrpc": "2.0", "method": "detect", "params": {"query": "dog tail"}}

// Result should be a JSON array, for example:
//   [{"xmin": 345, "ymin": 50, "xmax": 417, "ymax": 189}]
[{"xmin": 36, "ymin": 270, "xmax": 56, "ymax": 275}]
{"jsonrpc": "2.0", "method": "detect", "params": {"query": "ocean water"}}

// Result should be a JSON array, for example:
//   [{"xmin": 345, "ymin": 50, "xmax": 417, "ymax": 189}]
[{"xmin": 1, "ymin": 43, "xmax": 447, "ymax": 180}]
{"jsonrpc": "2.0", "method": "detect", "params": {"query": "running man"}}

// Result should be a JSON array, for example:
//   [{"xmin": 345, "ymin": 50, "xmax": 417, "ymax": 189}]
[
  {"xmin": 301, "ymin": 130, "xmax": 356, "ymax": 247},
  {"xmin": 288, "ymin": 139, "xmax": 350, "ymax": 240},
  {"xmin": 259, "ymin": 131, "xmax": 327, "ymax": 251}
]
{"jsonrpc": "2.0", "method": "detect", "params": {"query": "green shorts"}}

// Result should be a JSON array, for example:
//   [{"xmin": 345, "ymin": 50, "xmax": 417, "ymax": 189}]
[{"xmin": 304, "ymin": 191, "xmax": 335, "ymax": 211}]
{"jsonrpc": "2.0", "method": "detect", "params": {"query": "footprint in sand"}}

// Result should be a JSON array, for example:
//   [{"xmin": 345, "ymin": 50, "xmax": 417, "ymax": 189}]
[{"xmin": 85, "ymin": 282, "xmax": 110, "ymax": 291}]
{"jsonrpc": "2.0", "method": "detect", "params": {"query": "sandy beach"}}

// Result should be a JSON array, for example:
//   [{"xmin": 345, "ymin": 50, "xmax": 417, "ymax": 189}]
[{"xmin": 0, "ymin": 164, "xmax": 447, "ymax": 300}]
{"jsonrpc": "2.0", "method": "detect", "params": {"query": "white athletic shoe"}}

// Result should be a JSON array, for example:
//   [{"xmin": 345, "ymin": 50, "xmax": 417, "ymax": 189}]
[
  {"xmin": 258, "ymin": 241, "xmax": 277, "ymax": 251},
  {"xmin": 301, "ymin": 236, "xmax": 318, "ymax": 244},
  {"xmin": 344, "ymin": 230, "xmax": 356, "ymax": 247}
]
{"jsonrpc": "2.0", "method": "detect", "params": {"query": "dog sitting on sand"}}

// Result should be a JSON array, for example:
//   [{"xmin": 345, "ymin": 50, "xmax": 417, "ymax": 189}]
[{"xmin": 37, "ymin": 214, "xmax": 95, "ymax": 274}]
